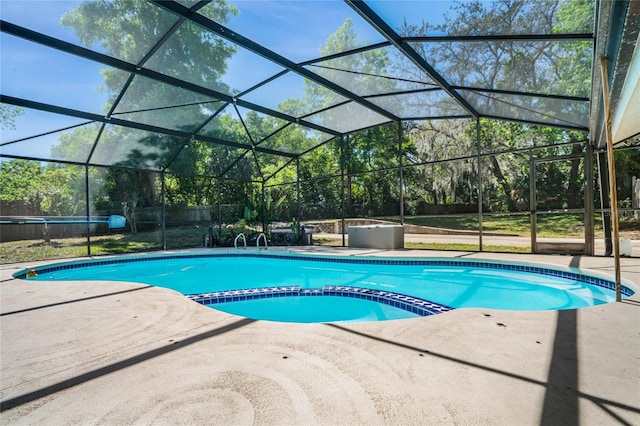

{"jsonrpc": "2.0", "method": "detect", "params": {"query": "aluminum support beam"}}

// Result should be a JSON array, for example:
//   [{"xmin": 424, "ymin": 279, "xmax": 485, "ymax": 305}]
[
  {"xmin": 529, "ymin": 149, "xmax": 537, "ymax": 253},
  {"xmin": 476, "ymin": 119, "xmax": 483, "ymax": 251},
  {"xmin": 340, "ymin": 136, "xmax": 346, "ymax": 247},
  {"xmin": 161, "ymin": 172, "xmax": 167, "ymax": 250},
  {"xmin": 398, "ymin": 122, "xmax": 404, "ymax": 225},
  {"xmin": 85, "ymin": 165, "xmax": 91, "ymax": 256}
]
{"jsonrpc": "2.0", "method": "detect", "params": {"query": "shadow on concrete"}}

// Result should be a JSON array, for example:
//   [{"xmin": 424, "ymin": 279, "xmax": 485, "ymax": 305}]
[
  {"xmin": 328, "ymin": 323, "xmax": 639, "ymax": 424},
  {"xmin": 542, "ymin": 257, "xmax": 636, "ymax": 424},
  {"xmin": 569, "ymin": 256, "xmax": 582, "ymax": 268},
  {"xmin": 0, "ymin": 286, "xmax": 153, "ymax": 317},
  {"xmin": 540, "ymin": 309, "xmax": 579, "ymax": 424},
  {"xmin": 454, "ymin": 252, "xmax": 479, "ymax": 258},
  {"xmin": 0, "ymin": 317, "xmax": 255, "ymax": 412}
]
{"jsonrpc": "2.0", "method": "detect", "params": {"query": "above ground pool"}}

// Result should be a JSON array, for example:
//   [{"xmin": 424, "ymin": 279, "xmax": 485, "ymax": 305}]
[{"xmin": 15, "ymin": 253, "xmax": 635, "ymax": 323}]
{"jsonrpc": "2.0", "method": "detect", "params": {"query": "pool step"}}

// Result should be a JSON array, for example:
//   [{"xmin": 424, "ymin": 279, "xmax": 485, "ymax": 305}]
[{"xmin": 186, "ymin": 285, "xmax": 454, "ymax": 317}]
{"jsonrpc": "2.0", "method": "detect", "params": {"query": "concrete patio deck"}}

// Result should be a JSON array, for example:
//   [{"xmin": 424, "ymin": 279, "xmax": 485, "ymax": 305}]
[{"xmin": 1, "ymin": 248, "xmax": 639, "ymax": 425}]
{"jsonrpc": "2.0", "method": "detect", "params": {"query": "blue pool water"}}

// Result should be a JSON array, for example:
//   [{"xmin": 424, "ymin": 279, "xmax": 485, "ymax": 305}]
[{"xmin": 17, "ymin": 253, "xmax": 634, "ymax": 323}]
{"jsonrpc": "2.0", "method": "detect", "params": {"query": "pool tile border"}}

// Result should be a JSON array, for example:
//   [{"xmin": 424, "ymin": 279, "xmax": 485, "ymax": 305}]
[
  {"xmin": 186, "ymin": 285, "xmax": 454, "ymax": 317},
  {"xmin": 15, "ymin": 252, "xmax": 634, "ymax": 297}
]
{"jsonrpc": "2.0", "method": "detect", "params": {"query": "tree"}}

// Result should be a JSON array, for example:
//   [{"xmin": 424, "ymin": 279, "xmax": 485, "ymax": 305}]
[
  {"xmin": 404, "ymin": 119, "xmax": 477, "ymax": 210},
  {"xmin": 344, "ymin": 123, "xmax": 405, "ymax": 216},
  {"xmin": 0, "ymin": 160, "xmax": 84, "ymax": 216},
  {"xmin": 61, "ymin": 1, "xmax": 237, "ymax": 96},
  {"xmin": 305, "ymin": 19, "xmax": 395, "ymax": 112},
  {"xmin": 614, "ymin": 149, "xmax": 640, "ymax": 209},
  {"xmin": 297, "ymin": 140, "xmax": 343, "ymax": 220},
  {"xmin": 0, "ymin": 104, "xmax": 23, "ymax": 130},
  {"xmin": 0, "ymin": 160, "xmax": 43, "ymax": 211},
  {"xmin": 56, "ymin": 0, "xmax": 240, "ymax": 228},
  {"xmin": 396, "ymin": 0, "xmax": 593, "ymax": 213},
  {"xmin": 553, "ymin": 0, "xmax": 594, "ymax": 97}
]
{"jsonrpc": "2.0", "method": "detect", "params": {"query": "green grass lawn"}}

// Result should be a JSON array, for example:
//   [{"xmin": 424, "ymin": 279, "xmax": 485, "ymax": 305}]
[
  {"xmin": 0, "ymin": 226, "xmax": 204, "ymax": 264},
  {"xmin": 385, "ymin": 214, "xmax": 610, "ymax": 238},
  {"xmin": 313, "ymin": 237, "xmax": 530, "ymax": 253},
  {"xmin": 2, "ymin": 215, "xmax": 637, "ymax": 264}
]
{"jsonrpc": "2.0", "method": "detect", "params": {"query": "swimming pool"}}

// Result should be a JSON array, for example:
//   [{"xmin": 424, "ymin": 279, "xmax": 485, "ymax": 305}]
[{"xmin": 15, "ymin": 253, "xmax": 634, "ymax": 323}]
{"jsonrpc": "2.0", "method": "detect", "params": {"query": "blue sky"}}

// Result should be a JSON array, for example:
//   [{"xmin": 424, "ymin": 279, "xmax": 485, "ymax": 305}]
[{"xmin": 1, "ymin": 0, "xmax": 453, "ymax": 156}]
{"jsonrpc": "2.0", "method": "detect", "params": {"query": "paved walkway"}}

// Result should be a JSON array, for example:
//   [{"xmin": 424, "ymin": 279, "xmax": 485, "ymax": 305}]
[{"xmin": 1, "ymin": 248, "xmax": 639, "ymax": 425}]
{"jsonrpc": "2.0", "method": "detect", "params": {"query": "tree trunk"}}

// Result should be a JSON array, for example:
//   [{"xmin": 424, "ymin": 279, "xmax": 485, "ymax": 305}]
[
  {"xmin": 431, "ymin": 189, "xmax": 439, "ymax": 205},
  {"xmin": 567, "ymin": 143, "xmax": 583, "ymax": 206},
  {"xmin": 123, "ymin": 201, "xmax": 138, "ymax": 234},
  {"xmin": 489, "ymin": 155, "xmax": 517, "ymax": 211},
  {"xmin": 145, "ymin": 172, "xmax": 156, "ymax": 206}
]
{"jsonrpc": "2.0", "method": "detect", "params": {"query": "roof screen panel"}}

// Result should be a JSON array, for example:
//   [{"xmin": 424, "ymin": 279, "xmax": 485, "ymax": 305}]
[
  {"xmin": 410, "ymin": 40, "xmax": 592, "ymax": 98},
  {"xmin": 404, "ymin": 118, "xmax": 477, "ymax": 163},
  {"xmin": 1, "ymin": 34, "xmax": 127, "ymax": 115},
  {"xmin": 143, "ymin": 20, "xmax": 285, "ymax": 97},
  {"xmin": 166, "ymin": 139, "xmax": 251, "ymax": 178},
  {"xmin": 112, "ymin": 75, "xmax": 225, "ymax": 133},
  {"xmin": 305, "ymin": 46, "xmax": 438, "ymax": 97},
  {"xmin": 90, "ymin": 125, "xmax": 185, "ymax": 171},
  {"xmin": 368, "ymin": 0, "xmax": 594, "ymax": 37},
  {"xmin": 198, "ymin": 104, "xmax": 252, "ymax": 146},
  {"xmin": 234, "ymin": 107, "xmax": 291, "ymax": 145},
  {"xmin": 1, "ymin": 1, "xmax": 94, "ymax": 50},
  {"xmin": 200, "ymin": 1, "xmax": 387, "ymax": 63},
  {"xmin": 264, "ymin": 160, "xmax": 297, "ymax": 185},
  {"xmin": 258, "ymin": 124, "xmax": 336, "ymax": 155},
  {"xmin": 298, "ymin": 137, "xmax": 342, "ymax": 178},
  {"xmin": 254, "ymin": 150, "xmax": 293, "ymax": 178},
  {"xmin": 221, "ymin": 150, "xmax": 259, "ymax": 182},
  {"xmin": 212, "ymin": 145, "xmax": 254, "ymax": 180},
  {"xmin": 460, "ymin": 90, "xmax": 589, "ymax": 128},
  {"xmin": 3, "ymin": 1, "xmax": 182, "ymax": 65},
  {"xmin": 239, "ymin": 71, "xmax": 348, "ymax": 119},
  {"xmin": 71, "ymin": 1, "xmax": 181, "ymax": 64},
  {"xmin": 366, "ymin": 90, "xmax": 469, "ymax": 119},
  {"xmin": 303, "ymin": 101, "xmax": 391, "ymax": 134},
  {"xmin": 1, "ymin": 110, "xmax": 99, "ymax": 164},
  {"xmin": 2, "ymin": 108, "xmax": 88, "ymax": 145}
]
